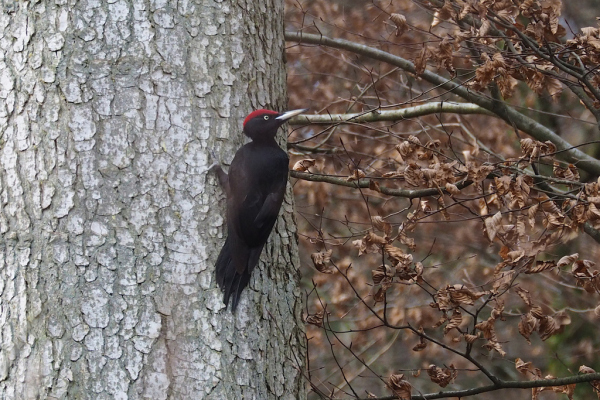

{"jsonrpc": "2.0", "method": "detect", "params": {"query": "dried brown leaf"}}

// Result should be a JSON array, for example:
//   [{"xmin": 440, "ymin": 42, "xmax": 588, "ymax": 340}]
[
  {"xmin": 479, "ymin": 18, "xmax": 492, "ymax": 37},
  {"xmin": 427, "ymin": 364, "xmax": 457, "ymax": 388},
  {"xmin": 447, "ymin": 284, "xmax": 488, "ymax": 305},
  {"xmin": 444, "ymin": 309, "xmax": 463, "ymax": 334},
  {"xmin": 305, "ymin": 311, "xmax": 324, "ymax": 327},
  {"xmin": 550, "ymin": 382, "xmax": 576, "ymax": 399},
  {"xmin": 390, "ymin": 13, "xmax": 408, "ymax": 37},
  {"xmin": 537, "ymin": 311, "xmax": 571, "ymax": 341},
  {"xmin": 385, "ymin": 244, "xmax": 413, "ymax": 266},
  {"xmin": 372, "ymin": 216, "xmax": 392, "ymax": 236},
  {"xmin": 372, "ymin": 264, "xmax": 395, "ymax": 285},
  {"xmin": 526, "ymin": 260, "xmax": 557, "ymax": 274},
  {"xmin": 388, "ymin": 373, "xmax": 412, "ymax": 399},
  {"xmin": 484, "ymin": 211, "xmax": 503, "ymax": 242},
  {"xmin": 528, "ymin": 203, "xmax": 539, "ymax": 228},
  {"xmin": 414, "ymin": 46, "xmax": 431, "ymax": 75},
  {"xmin": 311, "ymin": 249, "xmax": 334, "ymax": 274},
  {"xmin": 445, "ymin": 182, "xmax": 460, "ymax": 195},
  {"xmin": 515, "ymin": 287, "xmax": 532, "ymax": 306},
  {"xmin": 519, "ymin": 312, "xmax": 537, "ymax": 344},
  {"xmin": 354, "ymin": 232, "xmax": 387, "ymax": 255},
  {"xmin": 347, "ymin": 168, "xmax": 366, "ymax": 181},
  {"xmin": 515, "ymin": 358, "xmax": 542, "ymax": 380},
  {"xmin": 433, "ymin": 312, "xmax": 449, "ymax": 328},
  {"xmin": 413, "ymin": 327, "xmax": 427, "ymax": 351},
  {"xmin": 475, "ymin": 317, "xmax": 497, "ymax": 340},
  {"xmin": 557, "ymin": 253, "xmax": 578, "ymax": 268},
  {"xmin": 580, "ymin": 365, "xmax": 597, "ymax": 374},
  {"xmin": 579, "ymin": 365, "xmax": 600, "ymax": 395},
  {"xmin": 492, "ymin": 300, "xmax": 505, "ymax": 321},
  {"xmin": 483, "ymin": 339, "xmax": 506, "ymax": 356},
  {"xmin": 373, "ymin": 285, "xmax": 388, "ymax": 303},
  {"xmin": 398, "ymin": 232, "xmax": 416, "ymax": 252},
  {"xmin": 464, "ymin": 333, "xmax": 479, "ymax": 344},
  {"xmin": 292, "ymin": 158, "xmax": 316, "ymax": 172},
  {"xmin": 369, "ymin": 179, "xmax": 381, "ymax": 192},
  {"xmin": 530, "ymin": 305, "xmax": 544, "ymax": 319},
  {"xmin": 431, "ymin": 0, "xmax": 454, "ymax": 27},
  {"xmin": 492, "ymin": 270, "xmax": 515, "ymax": 294},
  {"xmin": 412, "ymin": 342, "xmax": 427, "ymax": 352},
  {"xmin": 495, "ymin": 175, "xmax": 512, "ymax": 196}
]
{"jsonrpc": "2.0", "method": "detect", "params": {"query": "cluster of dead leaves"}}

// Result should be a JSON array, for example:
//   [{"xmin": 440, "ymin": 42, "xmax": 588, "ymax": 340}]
[
  {"xmin": 427, "ymin": 364, "xmax": 457, "ymax": 388},
  {"xmin": 556, "ymin": 253, "xmax": 600, "ymax": 294},
  {"xmin": 474, "ymin": 300, "xmax": 507, "ymax": 356},
  {"xmin": 520, "ymin": 138, "xmax": 557, "ymax": 161},
  {"xmin": 566, "ymin": 26, "xmax": 600, "ymax": 106},
  {"xmin": 555, "ymin": 253, "xmax": 600, "ymax": 317},
  {"xmin": 371, "ymin": 243, "xmax": 422, "ymax": 302},
  {"xmin": 428, "ymin": 274, "xmax": 516, "ymax": 356},
  {"xmin": 311, "ymin": 248, "xmax": 334, "ymax": 274},
  {"xmin": 432, "ymin": 284, "xmax": 488, "ymax": 312},
  {"xmin": 387, "ymin": 363, "xmax": 457, "ymax": 395},
  {"xmin": 515, "ymin": 287, "xmax": 571, "ymax": 343},
  {"xmin": 514, "ymin": 358, "xmax": 593, "ymax": 400},
  {"xmin": 480, "ymin": 138, "xmax": 593, "ymax": 256},
  {"xmin": 568, "ymin": 177, "xmax": 600, "ymax": 228},
  {"xmin": 471, "ymin": 52, "xmax": 519, "ymax": 98},
  {"xmin": 389, "ymin": 135, "xmax": 497, "ymax": 195},
  {"xmin": 566, "ymin": 26, "xmax": 600, "ymax": 66},
  {"xmin": 415, "ymin": 0, "xmax": 580, "ymax": 100}
]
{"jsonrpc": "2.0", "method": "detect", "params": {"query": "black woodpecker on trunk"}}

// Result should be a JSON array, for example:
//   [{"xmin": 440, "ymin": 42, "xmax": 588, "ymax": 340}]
[{"xmin": 212, "ymin": 108, "xmax": 307, "ymax": 311}]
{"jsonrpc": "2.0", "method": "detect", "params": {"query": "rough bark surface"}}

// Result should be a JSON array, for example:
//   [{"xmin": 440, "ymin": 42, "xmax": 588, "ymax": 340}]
[{"xmin": 0, "ymin": 1, "xmax": 305, "ymax": 399}]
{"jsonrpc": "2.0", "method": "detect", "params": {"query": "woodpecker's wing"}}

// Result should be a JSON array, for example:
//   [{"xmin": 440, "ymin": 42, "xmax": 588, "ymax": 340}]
[{"xmin": 227, "ymin": 143, "xmax": 288, "ymax": 273}]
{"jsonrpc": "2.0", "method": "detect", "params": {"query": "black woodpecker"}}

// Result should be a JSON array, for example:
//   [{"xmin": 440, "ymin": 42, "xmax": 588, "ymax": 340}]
[{"xmin": 212, "ymin": 108, "xmax": 307, "ymax": 311}]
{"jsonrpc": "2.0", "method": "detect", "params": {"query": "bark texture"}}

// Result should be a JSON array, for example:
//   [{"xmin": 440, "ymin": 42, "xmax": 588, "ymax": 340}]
[{"xmin": 0, "ymin": 1, "xmax": 304, "ymax": 399}]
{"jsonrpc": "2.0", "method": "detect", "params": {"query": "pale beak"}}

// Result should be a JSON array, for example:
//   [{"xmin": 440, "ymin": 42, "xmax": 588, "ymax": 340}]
[{"xmin": 276, "ymin": 108, "xmax": 309, "ymax": 121}]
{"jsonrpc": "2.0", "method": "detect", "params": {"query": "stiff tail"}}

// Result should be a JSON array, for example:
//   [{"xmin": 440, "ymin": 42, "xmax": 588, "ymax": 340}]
[{"xmin": 215, "ymin": 237, "xmax": 263, "ymax": 311}]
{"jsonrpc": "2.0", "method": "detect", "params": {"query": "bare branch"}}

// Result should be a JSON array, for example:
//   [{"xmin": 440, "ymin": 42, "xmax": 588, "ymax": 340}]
[
  {"xmin": 288, "ymin": 102, "xmax": 494, "ymax": 125},
  {"xmin": 290, "ymin": 171, "xmax": 473, "ymax": 199},
  {"xmin": 360, "ymin": 372, "xmax": 600, "ymax": 399}
]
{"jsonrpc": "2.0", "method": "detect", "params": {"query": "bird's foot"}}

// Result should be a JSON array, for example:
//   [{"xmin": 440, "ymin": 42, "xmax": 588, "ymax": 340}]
[
  {"xmin": 207, "ymin": 148, "xmax": 229, "ymax": 190},
  {"xmin": 207, "ymin": 149, "xmax": 221, "ymax": 170}
]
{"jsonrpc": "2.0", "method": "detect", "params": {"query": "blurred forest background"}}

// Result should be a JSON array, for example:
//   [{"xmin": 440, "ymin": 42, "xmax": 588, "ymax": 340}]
[{"xmin": 282, "ymin": 0, "xmax": 600, "ymax": 399}]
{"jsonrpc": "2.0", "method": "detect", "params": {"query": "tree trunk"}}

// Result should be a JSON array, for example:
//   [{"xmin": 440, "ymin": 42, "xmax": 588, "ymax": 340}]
[{"xmin": 0, "ymin": 1, "xmax": 305, "ymax": 399}]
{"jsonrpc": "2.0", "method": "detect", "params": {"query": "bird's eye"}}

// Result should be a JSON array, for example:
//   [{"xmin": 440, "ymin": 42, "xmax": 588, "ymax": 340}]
[{"xmin": 263, "ymin": 115, "xmax": 269, "ymax": 120}]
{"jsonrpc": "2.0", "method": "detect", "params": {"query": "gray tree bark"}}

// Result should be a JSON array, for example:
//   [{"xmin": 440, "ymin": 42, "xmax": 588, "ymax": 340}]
[{"xmin": 0, "ymin": 0, "xmax": 305, "ymax": 399}]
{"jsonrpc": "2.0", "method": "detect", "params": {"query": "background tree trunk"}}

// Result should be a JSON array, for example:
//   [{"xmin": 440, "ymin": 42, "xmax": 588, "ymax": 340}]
[{"xmin": 0, "ymin": 1, "xmax": 305, "ymax": 399}]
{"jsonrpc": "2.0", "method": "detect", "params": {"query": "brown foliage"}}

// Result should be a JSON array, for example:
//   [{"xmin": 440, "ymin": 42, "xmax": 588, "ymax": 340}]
[{"xmin": 285, "ymin": 0, "xmax": 600, "ymax": 398}]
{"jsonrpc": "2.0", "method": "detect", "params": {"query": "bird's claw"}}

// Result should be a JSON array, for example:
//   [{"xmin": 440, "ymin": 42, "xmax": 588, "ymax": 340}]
[
  {"xmin": 208, "ymin": 148, "xmax": 222, "ymax": 172},
  {"xmin": 209, "ymin": 149, "xmax": 219, "ymax": 162}
]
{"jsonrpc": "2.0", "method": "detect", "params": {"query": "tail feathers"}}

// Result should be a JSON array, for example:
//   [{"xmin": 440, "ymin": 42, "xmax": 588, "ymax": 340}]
[
  {"xmin": 224, "ymin": 267, "xmax": 252, "ymax": 311},
  {"xmin": 215, "ymin": 237, "xmax": 264, "ymax": 311},
  {"xmin": 215, "ymin": 236, "xmax": 232, "ymax": 289}
]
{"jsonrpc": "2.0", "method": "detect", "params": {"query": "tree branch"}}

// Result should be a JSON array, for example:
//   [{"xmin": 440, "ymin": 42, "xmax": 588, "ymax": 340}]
[
  {"xmin": 290, "ymin": 171, "xmax": 472, "ymax": 199},
  {"xmin": 284, "ymin": 31, "xmax": 600, "ymax": 177},
  {"xmin": 287, "ymin": 102, "xmax": 494, "ymax": 125},
  {"xmin": 361, "ymin": 372, "xmax": 600, "ymax": 400}
]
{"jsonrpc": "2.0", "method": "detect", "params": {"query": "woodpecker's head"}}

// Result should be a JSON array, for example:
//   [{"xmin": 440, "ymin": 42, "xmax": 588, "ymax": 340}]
[{"xmin": 243, "ymin": 108, "xmax": 308, "ymax": 141}]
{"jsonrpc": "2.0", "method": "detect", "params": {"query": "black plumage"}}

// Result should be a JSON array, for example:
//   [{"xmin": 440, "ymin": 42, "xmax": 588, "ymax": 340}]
[{"xmin": 212, "ymin": 108, "xmax": 307, "ymax": 311}]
